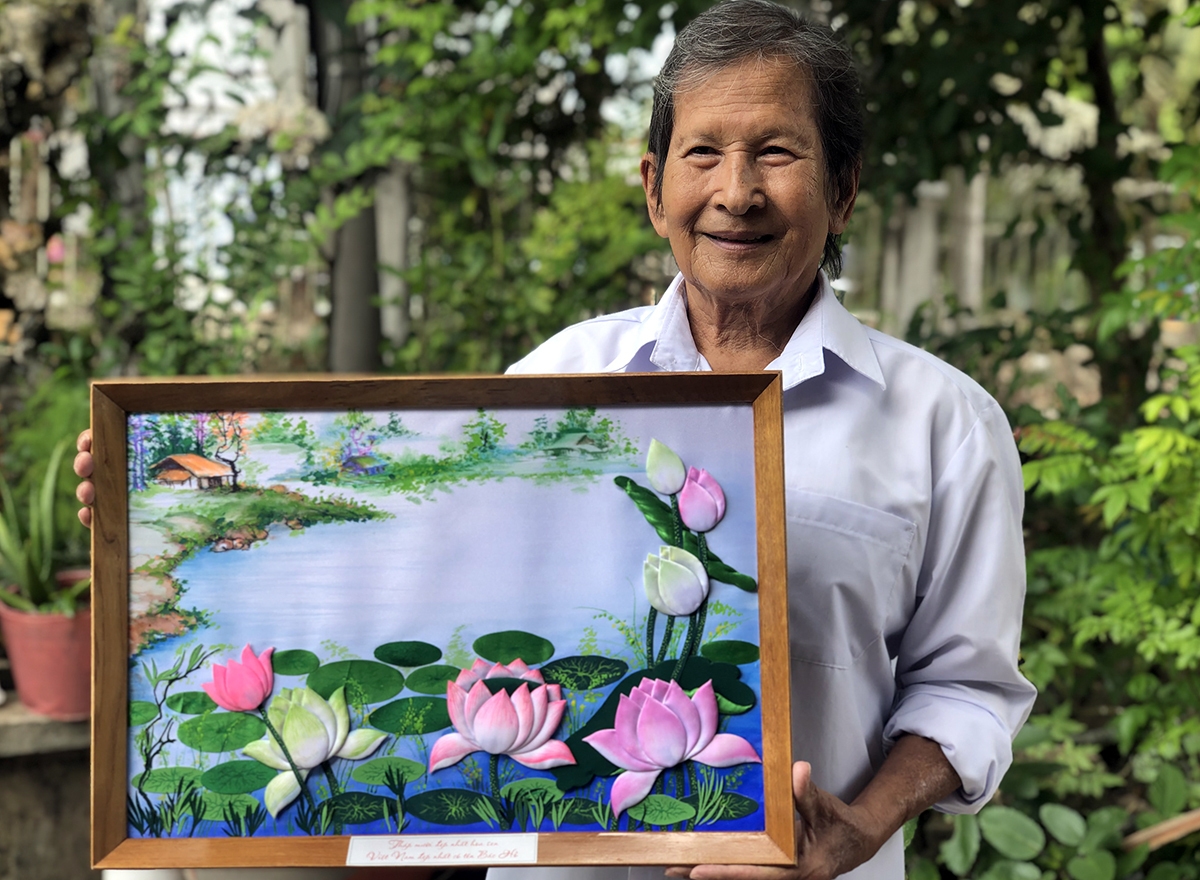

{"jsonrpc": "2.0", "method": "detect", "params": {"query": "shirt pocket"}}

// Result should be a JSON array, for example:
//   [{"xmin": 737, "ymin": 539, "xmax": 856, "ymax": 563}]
[{"xmin": 786, "ymin": 489, "xmax": 917, "ymax": 669}]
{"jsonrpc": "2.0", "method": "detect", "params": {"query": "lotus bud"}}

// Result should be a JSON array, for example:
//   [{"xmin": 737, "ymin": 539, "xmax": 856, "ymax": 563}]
[
  {"xmin": 646, "ymin": 439, "xmax": 686, "ymax": 495},
  {"xmin": 678, "ymin": 467, "xmax": 726, "ymax": 533},
  {"xmin": 644, "ymin": 545, "xmax": 709, "ymax": 617}
]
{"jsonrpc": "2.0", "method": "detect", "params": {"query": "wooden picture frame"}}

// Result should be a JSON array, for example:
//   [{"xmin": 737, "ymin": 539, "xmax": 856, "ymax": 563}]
[{"xmin": 91, "ymin": 373, "xmax": 792, "ymax": 870}]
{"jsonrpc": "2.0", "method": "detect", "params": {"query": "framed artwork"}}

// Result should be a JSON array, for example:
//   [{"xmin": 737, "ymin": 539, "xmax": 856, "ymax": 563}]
[{"xmin": 90, "ymin": 374, "xmax": 792, "ymax": 870}]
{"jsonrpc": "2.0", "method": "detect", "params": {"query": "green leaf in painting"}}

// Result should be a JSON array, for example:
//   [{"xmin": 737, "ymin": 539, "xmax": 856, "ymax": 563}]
[
  {"xmin": 129, "ymin": 700, "xmax": 159, "ymax": 726},
  {"xmin": 405, "ymin": 664, "xmax": 461, "ymax": 695},
  {"xmin": 501, "ymin": 777, "xmax": 564, "ymax": 802},
  {"xmin": 132, "ymin": 767, "xmax": 202, "ymax": 793},
  {"xmin": 557, "ymin": 797, "xmax": 608, "ymax": 827},
  {"xmin": 199, "ymin": 792, "xmax": 260, "ymax": 821},
  {"xmin": 626, "ymin": 794, "xmax": 696, "ymax": 827},
  {"xmin": 200, "ymin": 760, "xmax": 278, "ymax": 794},
  {"xmin": 328, "ymin": 792, "xmax": 393, "ymax": 825},
  {"xmin": 407, "ymin": 789, "xmax": 497, "ymax": 825},
  {"xmin": 473, "ymin": 630, "xmax": 555, "ymax": 665},
  {"xmin": 369, "ymin": 697, "xmax": 452, "ymax": 735},
  {"xmin": 700, "ymin": 640, "xmax": 760, "ymax": 665},
  {"xmin": 1039, "ymin": 803, "xmax": 1087, "ymax": 847},
  {"xmin": 1067, "ymin": 851, "xmax": 1117, "ymax": 880},
  {"xmin": 307, "ymin": 660, "xmax": 404, "ymax": 705},
  {"xmin": 540, "ymin": 655, "xmax": 628, "ymax": 690},
  {"xmin": 166, "ymin": 691, "xmax": 219, "ymax": 715},
  {"xmin": 374, "ymin": 641, "xmax": 442, "ymax": 667},
  {"xmin": 177, "ymin": 712, "xmax": 266, "ymax": 753},
  {"xmin": 272, "ymin": 649, "xmax": 320, "ymax": 675},
  {"xmin": 939, "ymin": 813, "xmax": 981, "ymax": 877},
  {"xmin": 681, "ymin": 791, "xmax": 759, "ymax": 824},
  {"xmin": 979, "ymin": 806, "xmax": 1045, "ymax": 861},
  {"xmin": 352, "ymin": 757, "xmax": 426, "ymax": 787},
  {"xmin": 1147, "ymin": 764, "xmax": 1187, "ymax": 816}
]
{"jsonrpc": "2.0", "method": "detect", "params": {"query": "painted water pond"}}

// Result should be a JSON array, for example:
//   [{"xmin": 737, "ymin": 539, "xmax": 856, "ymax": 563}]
[{"xmin": 124, "ymin": 404, "xmax": 766, "ymax": 840}]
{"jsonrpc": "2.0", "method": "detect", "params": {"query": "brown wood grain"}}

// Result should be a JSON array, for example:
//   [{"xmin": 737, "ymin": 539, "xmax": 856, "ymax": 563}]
[
  {"xmin": 89, "ymin": 372, "xmax": 794, "ymax": 868},
  {"xmin": 91, "ymin": 386, "xmax": 131, "ymax": 865}
]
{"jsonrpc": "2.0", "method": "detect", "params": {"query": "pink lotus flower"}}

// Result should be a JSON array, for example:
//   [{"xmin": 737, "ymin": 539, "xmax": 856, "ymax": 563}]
[
  {"xmin": 678, "ymin": 467, "xmax": 726, "ymax": 533},
  {"xmin": 429, "ymin": 660, "xmax": 575, "ymax": 772},
  {"xmin": 583, "ymin": 678, "xmax": 760, "ymax": 818},
  {"xmin": 202, "ymin": 644, "xmax": 275, "ymax": 712}
]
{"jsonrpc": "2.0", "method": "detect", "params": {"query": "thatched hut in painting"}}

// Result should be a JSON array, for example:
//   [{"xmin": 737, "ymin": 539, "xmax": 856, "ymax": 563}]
[{"xmin": 150, "ymin": 454, "xmax": 234, "ymax": 489}]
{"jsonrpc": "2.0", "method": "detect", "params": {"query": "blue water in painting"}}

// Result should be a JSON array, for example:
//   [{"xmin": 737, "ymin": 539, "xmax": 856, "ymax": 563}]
[{"xmin": 126, "ymin": 406, "xmax": 767, "ymax": 838}]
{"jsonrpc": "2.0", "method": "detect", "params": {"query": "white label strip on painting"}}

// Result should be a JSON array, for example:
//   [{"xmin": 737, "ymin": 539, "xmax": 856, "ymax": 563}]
[{"xmin": 346, "ymin": 833, "xmax": 539, "ymax": 866}]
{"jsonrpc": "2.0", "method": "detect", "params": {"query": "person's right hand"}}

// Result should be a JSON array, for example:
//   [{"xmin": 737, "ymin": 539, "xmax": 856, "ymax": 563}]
[{"xmin": 74, "ymin": 429, "xmax": 94, "ymax": 528}]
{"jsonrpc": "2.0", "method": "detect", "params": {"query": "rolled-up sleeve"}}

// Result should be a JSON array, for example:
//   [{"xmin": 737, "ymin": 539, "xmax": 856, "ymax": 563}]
[{"xmin": 882, "ymin": 402, "xmax": 1037, "ymax": 812}]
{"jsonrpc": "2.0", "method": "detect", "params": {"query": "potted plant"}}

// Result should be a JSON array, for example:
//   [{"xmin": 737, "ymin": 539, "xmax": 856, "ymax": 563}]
[{"xmin": 0, "ymin": 439, "xmax": 91, "ymax": 721}]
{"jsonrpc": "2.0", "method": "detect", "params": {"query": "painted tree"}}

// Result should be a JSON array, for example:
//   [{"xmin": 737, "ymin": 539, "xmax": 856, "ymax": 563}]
[
  {"xmin": 127, "ymin": 414, "xmax": 153, "ymax": 492},
  {"xmin": 210, "ymin": 412, "xmax": 249, "ymax": 490}
]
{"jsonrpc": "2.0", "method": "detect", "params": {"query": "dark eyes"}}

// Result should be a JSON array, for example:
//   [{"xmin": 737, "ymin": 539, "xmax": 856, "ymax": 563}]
[{"xmin": 683, "ymin": 145, "xmax": 793, "ymax": 159}]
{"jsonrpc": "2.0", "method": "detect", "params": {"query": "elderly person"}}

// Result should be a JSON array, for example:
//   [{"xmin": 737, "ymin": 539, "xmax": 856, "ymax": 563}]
[{"xmin": 75, "ymin": 2, "xmax": 1034, "ymax": 879}]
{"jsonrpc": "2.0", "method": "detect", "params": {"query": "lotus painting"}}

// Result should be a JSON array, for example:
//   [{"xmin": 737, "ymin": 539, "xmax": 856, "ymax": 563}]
[{"xmin": 97, "ymin": 377, "xmax": 790, "ymax": 866}]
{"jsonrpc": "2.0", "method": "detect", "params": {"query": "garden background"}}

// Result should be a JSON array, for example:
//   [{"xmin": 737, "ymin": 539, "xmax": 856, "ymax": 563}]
[{"xmin": 1, "ymin": 0, "xmax": 1200, "ymax": 878}]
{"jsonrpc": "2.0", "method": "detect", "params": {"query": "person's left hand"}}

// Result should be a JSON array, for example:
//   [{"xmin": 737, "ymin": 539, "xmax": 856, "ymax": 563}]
[{"xmin": 665, "ymin": 761, "xmax": 886, "ymax": 880}]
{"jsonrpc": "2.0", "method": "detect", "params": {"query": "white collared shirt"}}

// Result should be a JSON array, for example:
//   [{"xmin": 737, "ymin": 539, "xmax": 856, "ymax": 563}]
[{"xmin": 495, "ymin": 273, "xmax": 1037, "ymax": 880}]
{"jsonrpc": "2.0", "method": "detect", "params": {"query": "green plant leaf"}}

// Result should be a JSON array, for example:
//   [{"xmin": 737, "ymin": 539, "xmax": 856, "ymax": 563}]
[
  {"xmin": 626, "ymin": 794, "xmax": 696, "ymax": 826},
  {"xmin": 307, "ymin": 660, "xmax": 404, "ymax": 705},
  {"xmin": 131, "ymin": 766, "xmax": 202, "ymax": 793},
  {"xmin": 939, "ymin": 813, "xmax": 981, "ymax": 876},
  {"xmin": 908, "ymin": 856, "xmax": 939, "ymax": 880},
  {"xmin": 979, "ymin": 860, "xmax": 1043, "ymax": 880},
  {"xmin": 700, "ymin": 640, "xmax": 760, "ymax": 665},
  {"xmin": 177, "ymin": 712, "xmax": 266, "ymax": 753},
  {"xmin": 405, "ymin": 664, "xmax": 461, "ymax": 695},
  {"xmin": 351, "ymin": 757, "xmax": 426, "ymax": 787},
  {"xmin": 369, "ymin": 697, "xmax": 451, "ymax": 735},
  {"xmin": 1039, "ymin": 803, "xmax": 1087, "ymax": 847},
  {"xmin": 540, "ymin": 655, "xmax": 628, "ymax": 690},
  {"xmin": 374, "ymin": 641, "xmax": 442, "ymax": 667},
  {"xmin": 406, "ymin": 788, "xmax": 497, "ymax": 825},
  {"xmin": 1079, "ymin": 807, "xmax": 1128, "ymax": 853},
  {"xmin": 328, "ymin": 792, "xmax": 393, "ymax": 825},
  {"xmin": 199, "ymin": 792, "xmax": 260, "ymax": 822},
  {"xmin": 1067, "ymin": 850, "xmax": 1116, "ymax": 880},
  {"xmin": 1145, "ymin": 863, "xmax": 1182, "ymax": 880},
  {"xmin": 1147, "ymin": 764, "xmax": 1187, "ymax": 816},
  {"xmin": 200, "ymin": 760, "xmax": 277, "ymax": 794},
  {"xmin": 166, "ymin": 691, "xmax": 219, "ymax": 715},
  {"xmin": 272, "ymin": 649, "xmax": 320, "ymax": 675},
  {"xmin": 129, "ymin": 701, "xmax": 159, "ymax": 726},
  {"xmin": 979, "ymin": 805, "xmax": 1045, "ymax": 861},
  {"xmin": 681, "ymin": 791, "xmax": 759, "ymax": 824},
  {"xmin": 473, "ymin": 630, "xmax": 555, "ymax": 665},
  {"xmin": 501, "ymin": 777, "xmax": 564, "ymax": 802}
]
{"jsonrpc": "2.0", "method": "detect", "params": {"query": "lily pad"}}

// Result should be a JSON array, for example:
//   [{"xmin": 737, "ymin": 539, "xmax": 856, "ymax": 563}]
[
  {"xmin": 473, "ymin": 630, "xmax": 554, "ymax": 665},
  {"xmin": 129, "ymin": 701, "xmax": 159, "ymax": 726},
  {"xmin": 272, "ymin": 649, "xmax": 320, "ymax": 675},
  {"xmin": 375, "ymin": 641, "xmax": 442, "ymax": 667},
  {"xmin": 627, "ymin": 794, "xmax": 696, "ymax": 827},
  {"xmin": 501, "ymin": 777, "xmax": 564, "ymax": 802},
  {"xmin": 328, "ymin": 792, "xmax": 394, "ymax": 825},
  {"xmin": 684, "ymin": 791, "xmax": 760, "ymax": 825},
  {"xmin": 198, "ymin": 792, "xmax": 260, "ymax": 822},
  {"xmin": 407, "ymin": 788, "xmax": 499, "ymax": 826},
  {"xmin": 700, "ymin": 640, "xmax": 760, "ymax": 665},
  {"xmin": 131, "ymin": 766, "xmax": 202, "ymax": 793},
  {"xmin": 369, "ymin": 697, "xmax": 451, "ymax": 735},
  {"xmin": 352, "ymin": 757, "xmax": 427, "ymax": 787},
  {"xmin": 307, "ymin": 660, "xmax": 404, "ymax": 706},
  {"xmin": 165, "ymin": 691, "xmax": 219, "ymax": 715},
  {"xmin": 177, "ymin": 712, "xmax": 266, "ymax": 753},
  {"xmin": 540, "ymin": 656, "xmax": 628, "ymax": 690},
  {"xmin": 405, "ymin": 664, "xmax": 461, "ymax": 695},
  {"xmin": 200, "ymin": 760, "xmax": 278, "ymax": 794}
]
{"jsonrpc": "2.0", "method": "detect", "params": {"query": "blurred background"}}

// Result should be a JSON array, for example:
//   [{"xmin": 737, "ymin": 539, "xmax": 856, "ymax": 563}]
[{"xmin": 1, "ymin": 0, "xmax": 1199, "ymax": 877}]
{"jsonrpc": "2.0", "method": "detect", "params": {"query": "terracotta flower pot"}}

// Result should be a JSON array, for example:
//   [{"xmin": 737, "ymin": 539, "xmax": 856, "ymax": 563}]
[{"xmin": 0, "ymin": 586, "xmax": 91, "ymax": 722}]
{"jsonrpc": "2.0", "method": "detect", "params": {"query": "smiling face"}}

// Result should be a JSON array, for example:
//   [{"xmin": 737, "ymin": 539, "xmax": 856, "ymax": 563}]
[{"xmin": 642, "ymin": 58, "xmax": 857, "ymax": 319}]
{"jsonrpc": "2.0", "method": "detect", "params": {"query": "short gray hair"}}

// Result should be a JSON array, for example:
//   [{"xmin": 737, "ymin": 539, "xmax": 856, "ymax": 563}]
[{"xmin": 646, "ymin": 0, "xmax": 865, "ymax": 277}]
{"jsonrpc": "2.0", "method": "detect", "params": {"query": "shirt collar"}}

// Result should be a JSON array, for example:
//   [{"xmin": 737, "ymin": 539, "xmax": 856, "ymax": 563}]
[{"xmin": 614, "ymin": 273, "xmax": 886, "ymax": 391}]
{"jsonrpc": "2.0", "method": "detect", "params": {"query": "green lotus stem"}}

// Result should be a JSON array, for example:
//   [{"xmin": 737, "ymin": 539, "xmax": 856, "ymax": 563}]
[
  {"xmin": 489, "ymin": 754, "xmax": 511, "ymax": 830},
  {"xmin": 670, "ymin": 494, "xmax": 683, "ymax": 547},
  {"xmin": 258, "ymin": 709, "xmax": 321, "ymax": 823},
  {"xmin": 656, "ymin": 615, "xmax": 675, "ymax": 665},
  {"xmin": 670, "ymin": 614, "xmax": 695, "ymax": 682},
  {"xmin": 645, "ymin": 607, "xmax": 658, "ymax": 667},
  {"xmin": 686, "ymin": 761, "xmax": 698, "ymax": 831},
  {"xmin": 321, "ymin": 760, "xmax": 344, "ymax": 835}
]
